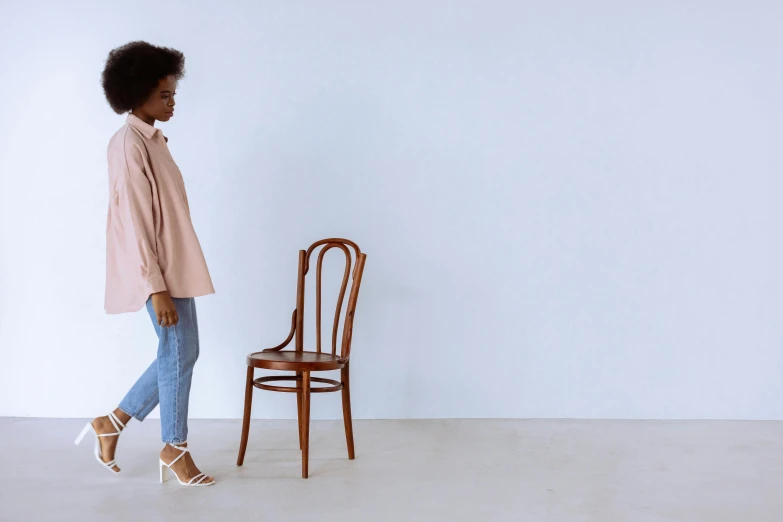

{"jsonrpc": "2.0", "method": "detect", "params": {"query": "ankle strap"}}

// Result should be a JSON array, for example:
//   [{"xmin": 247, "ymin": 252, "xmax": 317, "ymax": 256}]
[
  {"xmin": 166, "ymin": 443, "xmax": 189, "ymax": 467},
  {"xmin": 108, "ymin": 411, "xmax": 126, "ymax": 432},
  {"xmin": 96, "ymin": 411, "xmax": 126, "ymax": 438}
]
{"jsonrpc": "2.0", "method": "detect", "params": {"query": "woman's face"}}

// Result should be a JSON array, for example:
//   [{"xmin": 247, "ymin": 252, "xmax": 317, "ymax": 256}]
[{"xmin": 135, "ymin": 75, "xmax": 177, "ymax": 123}]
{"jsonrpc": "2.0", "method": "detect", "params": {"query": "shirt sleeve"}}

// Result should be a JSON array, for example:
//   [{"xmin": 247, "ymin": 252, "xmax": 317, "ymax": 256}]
[{"xmin": 116, "ymin": 138, "xmax": 167, "ymax": 294}]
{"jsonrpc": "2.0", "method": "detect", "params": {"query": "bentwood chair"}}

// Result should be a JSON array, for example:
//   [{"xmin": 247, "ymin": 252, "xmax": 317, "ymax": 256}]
[{"xmin": 236, "ymin": 238, "xmax": 367, "ymax": 478}]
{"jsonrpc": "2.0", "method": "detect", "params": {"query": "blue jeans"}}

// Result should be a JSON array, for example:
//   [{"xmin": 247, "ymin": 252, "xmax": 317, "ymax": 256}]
[{"xmin": 118, "ymin": 297, "xmax": 200, "ymax": 444}]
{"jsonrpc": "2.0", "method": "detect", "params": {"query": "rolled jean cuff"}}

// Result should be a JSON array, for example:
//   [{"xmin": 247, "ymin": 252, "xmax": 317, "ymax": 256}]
[
  {"xmin": 119, "ymin": 391, "xmax": 158, "ymax": 421},
  {"xmin": 118, "ymin": 405, "xmax": 147, "ymax": 422}
]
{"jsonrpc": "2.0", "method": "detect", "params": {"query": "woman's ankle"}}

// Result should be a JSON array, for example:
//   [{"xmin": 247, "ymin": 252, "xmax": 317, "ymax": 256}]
[{"xmin": 113, "ymin": 407, "xmax": 132, "ymax": 426}]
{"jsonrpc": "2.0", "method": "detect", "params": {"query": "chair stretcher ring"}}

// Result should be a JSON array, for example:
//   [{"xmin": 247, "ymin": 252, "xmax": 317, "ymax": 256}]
[{"xmin": 253, "ymin": 375, "xmax": 343, "ymax": 393}]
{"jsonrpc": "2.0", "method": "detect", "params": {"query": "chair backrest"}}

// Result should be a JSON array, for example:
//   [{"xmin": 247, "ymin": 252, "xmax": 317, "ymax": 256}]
[{"xmin": 295, "ymin": 238, "xmax": 367, "ymax": 361}]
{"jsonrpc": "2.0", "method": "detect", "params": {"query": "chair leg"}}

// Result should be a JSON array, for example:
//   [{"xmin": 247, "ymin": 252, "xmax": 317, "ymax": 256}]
[
  {"xmin": 296, "ymin": 371, "xmax": 303, "ymax": 450},
  {"xmin": 237, "ymin": 366, "xmax": 254, "ymax": 466},
  {"xmin": 341, "ymin": 362, "xmax": 355, "ymax": 460},
  {"xmin": 301, "ymin": 371, "xmax": 311, "ymax": 478}
]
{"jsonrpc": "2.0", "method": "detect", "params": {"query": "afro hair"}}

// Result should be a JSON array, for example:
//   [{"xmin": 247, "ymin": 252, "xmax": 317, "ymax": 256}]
[{"xmin": 101, "ymin": 41, "xmax": 185, "ymax": 114}]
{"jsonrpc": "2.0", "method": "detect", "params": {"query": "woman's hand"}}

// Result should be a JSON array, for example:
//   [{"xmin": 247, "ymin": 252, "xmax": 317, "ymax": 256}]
[{"xmin": 151, "ymin": 291, "xmax": 179, "ymax": 327}]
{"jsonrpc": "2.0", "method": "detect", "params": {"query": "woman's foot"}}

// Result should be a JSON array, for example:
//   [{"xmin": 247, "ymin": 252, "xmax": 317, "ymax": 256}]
[
  {"xmin": 160, "ymin": 443, "xmax": 215, "ymax": 485},
  {"xmin": 91, "ymin": 409, "xmax": 130, "ymax": 472}
]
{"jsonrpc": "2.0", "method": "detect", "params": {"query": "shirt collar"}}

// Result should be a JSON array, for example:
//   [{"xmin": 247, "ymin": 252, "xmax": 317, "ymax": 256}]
[{"xmin": 127, "ymin": 113, "xmax": 164, "ymax": 141}]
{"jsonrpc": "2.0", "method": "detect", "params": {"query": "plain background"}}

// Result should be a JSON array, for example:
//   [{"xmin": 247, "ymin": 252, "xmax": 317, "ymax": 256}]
[{"xmin": 0, "ymin": 0, "xmax": 781, "ymax": 420}]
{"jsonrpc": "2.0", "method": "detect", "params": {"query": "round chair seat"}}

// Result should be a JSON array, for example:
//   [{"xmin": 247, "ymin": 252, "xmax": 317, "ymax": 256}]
[{"xmin": 247, "ymin": 350, "xmax": 346, "ymax": 371}]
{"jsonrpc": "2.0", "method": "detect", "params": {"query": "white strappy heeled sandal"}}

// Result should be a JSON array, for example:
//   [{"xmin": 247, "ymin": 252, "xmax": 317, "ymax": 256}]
[
  {"xmin": 159, "ymin": 444, "xmax": 215, "ymax": 487},
  {"xmin": 74, "ymin": 411, "xmax": 126, "ymax": 474}
]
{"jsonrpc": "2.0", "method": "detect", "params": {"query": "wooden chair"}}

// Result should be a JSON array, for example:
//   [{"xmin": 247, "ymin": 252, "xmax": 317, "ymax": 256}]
[{"xmin": 236, "ymin": 238, "xmax": 367, "ymax": 478}]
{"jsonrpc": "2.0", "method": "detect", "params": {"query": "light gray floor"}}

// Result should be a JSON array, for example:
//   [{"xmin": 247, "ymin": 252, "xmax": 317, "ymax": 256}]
[{"xmin": 1, "ymin": 418, "xmax": 782, "ymax": 521}]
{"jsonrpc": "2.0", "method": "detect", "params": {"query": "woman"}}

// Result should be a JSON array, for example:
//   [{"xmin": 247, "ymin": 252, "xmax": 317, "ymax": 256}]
[{"xmin": 75, "ymin": 41, "xmax": 215, "ymax": 487}]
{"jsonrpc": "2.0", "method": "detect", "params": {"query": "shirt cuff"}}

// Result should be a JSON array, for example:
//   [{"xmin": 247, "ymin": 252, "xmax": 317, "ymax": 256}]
[{"xmin": 143, "ymin": 271, "xmax": 167, "ymax": 294}]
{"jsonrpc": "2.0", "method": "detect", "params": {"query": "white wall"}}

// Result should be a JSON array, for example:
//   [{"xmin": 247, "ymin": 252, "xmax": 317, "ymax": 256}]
[{"xmin": 1, "ymin": 0, "xmax": 782, "ymax": 420}]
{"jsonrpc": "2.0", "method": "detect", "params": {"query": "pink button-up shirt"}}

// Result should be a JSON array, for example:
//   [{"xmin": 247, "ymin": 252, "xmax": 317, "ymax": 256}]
[{"xmin": 105, "ymin": 114, "xmax": 215, "ymax": 314}]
